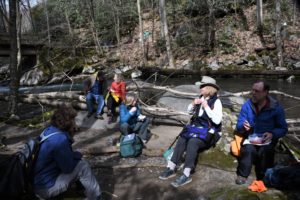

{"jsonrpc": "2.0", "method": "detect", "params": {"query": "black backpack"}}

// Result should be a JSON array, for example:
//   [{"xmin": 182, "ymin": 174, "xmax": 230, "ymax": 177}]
[
  {"xmin": 264, "ymin": 163, "xmax": 300, "ymax": 190},
  {"xmin": 0, "ymin": 131, "xmax": 60, "ymax": 199}
]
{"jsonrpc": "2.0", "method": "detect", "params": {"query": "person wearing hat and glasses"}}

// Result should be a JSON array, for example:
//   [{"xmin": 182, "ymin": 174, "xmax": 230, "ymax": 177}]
[{"xmin": 159, "ymin": 76, "xmax": 223, "ymax": 187}]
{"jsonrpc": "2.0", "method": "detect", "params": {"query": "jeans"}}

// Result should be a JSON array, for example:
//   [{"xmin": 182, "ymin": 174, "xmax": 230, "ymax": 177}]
[
  {"xmin": 86, "ymin": 93, "xmax": 104, "ymax": 115},
  {"xmin": 120, "ymin": 118, "xmax": 150, "ymax": 140},
  {"xmin": 171, "ymin": 136, "xmax": 207, "ymax": 169},
  {"xmin": 237, "ymin": 143, "xmax": 276, "ymax": 180},
  {"xmin": 35, "ymin": 160, "xmax": 101, "ymax": 200}
]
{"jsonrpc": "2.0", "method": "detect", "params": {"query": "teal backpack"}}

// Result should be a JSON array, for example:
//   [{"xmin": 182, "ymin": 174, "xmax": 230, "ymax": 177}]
[{"xmin": 119, "ymin": 134, "xmax": 143, "ymax": 158}]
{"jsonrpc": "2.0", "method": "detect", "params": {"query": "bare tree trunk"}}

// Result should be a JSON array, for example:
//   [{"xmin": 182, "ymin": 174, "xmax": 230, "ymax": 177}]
[
  {"xmin": 275, "ymin": 0, "xmax": 283, "ymax": 68},
  {"xmin": 151, "ymin": 0, "xmax": 155, "ymax": 43},
  {"xmin": 256, "ymin": 0, "xmax": 263, "ymax": 36},
  {"xmin": 0, "ymin": 0, "xmax": 8, "ymax": 32},
  {"xmin": 234, "ymin": 0, "xmax": 237, "ymax": 17},
  {"xmin": 171, "ymin": 0, "xmax": 176, "ymax": 30},
  {"xmin": 8, "ymin": 0, "xmax": 20, "ymax": 117},
  {"xmin": 158, "ymin": 0, "xmax": 164, "ymax": 38},
  {"xmin": 43, "ymin": 0, "xmax": 51, "ymax": 44},
  {"xmin": 208, "ymin": 0, "xmax": 215, "ymax": 51},
  {"xmin": 159, "ymin": 0, "xmax": 175, "ymax": 68},
  {"xmin": 25, "ymin": 0, "xmax": 35, "ymax": 33},
  {"xmin": 112, "ymin": 0, "xmax": 120, "ymax": 45},
  {"xmin": 87, "ymin": 0, "xmax": 102, "ymax": 55},
  {"xmin": 293, "ymin": 0, "xmax": 296, "ymax": 28},
  {"xmin": 137, "ymin": 0, "xmax": 146, "ymax": 65}
]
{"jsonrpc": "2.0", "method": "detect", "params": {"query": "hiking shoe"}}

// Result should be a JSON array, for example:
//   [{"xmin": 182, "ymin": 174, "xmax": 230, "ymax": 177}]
[
  {"xmin": 107, "ymin": 110, "xmax": 112, "ymax": 117},
  {"xmin": 159, "ymin": 168, "xmax": 176, "ymax": 180},
  {"xmin": 95, "ymin": 114, "xmax": 104, "ymax": 120},
  {"xmin": 171, "ymin": 174, "xmax": 192, "ymax": 188},
  {"xmin": 235, "ymin": 175, "xmax": 247, "ymax": 185},
  {"xmin": 87, "ymin": 112, "xmax": 93, "ymax": 118}
]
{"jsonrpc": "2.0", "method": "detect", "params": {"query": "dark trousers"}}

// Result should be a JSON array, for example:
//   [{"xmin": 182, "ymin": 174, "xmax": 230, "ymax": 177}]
[
  {"xmin": 171, "ymin": 136, "xmax": 207, "ymax": 169},
  {"xmin": 107, "ymin": 94, "xmax": 120, "ymax": 115},
  {"xmin": 237, "ymin": 143, "xmax": 276, "ymax": 180},
  {"xmin": 120, "ymin": 118, "xmax": 150, "ymax": 140}
]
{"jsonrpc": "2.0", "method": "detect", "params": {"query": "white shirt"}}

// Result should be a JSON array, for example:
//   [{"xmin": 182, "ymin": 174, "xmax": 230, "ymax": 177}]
[{"xmin": 187, "ymin": 98, "xmax": 222, "ymax": 125}]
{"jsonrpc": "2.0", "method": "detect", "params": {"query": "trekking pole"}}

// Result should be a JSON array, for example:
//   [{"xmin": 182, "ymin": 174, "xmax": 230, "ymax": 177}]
[{"xmin": 166, "ymin": 118, "xmax": 192, "ymax": 150}]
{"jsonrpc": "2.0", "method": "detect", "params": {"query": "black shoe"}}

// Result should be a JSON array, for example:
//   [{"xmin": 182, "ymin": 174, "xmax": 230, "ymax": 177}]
[
  {"xmin": 235, "ymin": 175, "xmax": 247, "ymax": 185},
  {"xmin": 95, "ymin": 114, "xmax": 104, "ymax": 120},
  {"xmin": 159, "ymin": 168, "xmax": 176, "ymax": 180},
  {"xmin": 87, "ymin": 112, "xmax": 93, "ymax": 118}
]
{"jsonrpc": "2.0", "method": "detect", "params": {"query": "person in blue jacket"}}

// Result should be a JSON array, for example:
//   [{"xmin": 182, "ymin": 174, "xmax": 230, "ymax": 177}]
[
  {"xmin": 83, "ymin": 71, "xmax": 107, "ymax": 119},
  {"xmin": 34, "ymin": 105, "xmax": 102, "ymax": 200},
  {"xmin": 235, "ymin": 80, "xmax": 288, "ymax": 185},
  {"xmin": 119, "ymin": 94, "xmax": 149, "ymax": 143}
]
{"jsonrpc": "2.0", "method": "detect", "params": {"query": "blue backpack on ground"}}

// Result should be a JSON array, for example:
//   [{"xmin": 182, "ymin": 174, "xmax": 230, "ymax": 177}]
[
  {"xmin": 0, "ymin": 131, "xmax": 60, "ymax": 199},
  {"xmin": 120, "ymin": 133, "xmax": 143, "ymax": 158}
]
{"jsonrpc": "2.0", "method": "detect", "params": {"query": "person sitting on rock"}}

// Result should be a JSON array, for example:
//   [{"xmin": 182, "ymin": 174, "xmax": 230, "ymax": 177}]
[
  {"xmin": 83, "ymin": 71, "xmax": 107, "ymax": 119},
  {"xmin": 106, "ymin": 73, "xmax": 126, "ymax": 123},
  {"xmin": 159, "ymin": 76, "xmax": 223, "ymax": 187},
  {"xmin": 33, "ymin": 105, "xmax": 102, "ymax": 200},
  {"xmin": 119, "ymin": 94, "xmax": 150, "ymax": 144},
  {"xmin": 235, "ymin": 80, "xmax": 288, "ymax": 185}
]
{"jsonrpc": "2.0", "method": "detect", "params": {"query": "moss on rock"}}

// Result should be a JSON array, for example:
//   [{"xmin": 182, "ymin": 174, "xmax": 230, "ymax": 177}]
[
  {"xmin": 209, "ymin": 186, "xmax": 288, "ymax": 200},
  {"xmin": 198, "ymin": 147, "xmax": 236, "ymax": 171}
]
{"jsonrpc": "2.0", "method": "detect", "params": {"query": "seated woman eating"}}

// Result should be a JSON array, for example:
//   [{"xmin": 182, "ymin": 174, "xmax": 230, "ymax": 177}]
[
  {"xmin": 119, "ymin": 94, "xmax": 150, "ymax": 144},
  {"xmin": 159, "ymin": 76, "xmax": 223, "ymax": 187}
]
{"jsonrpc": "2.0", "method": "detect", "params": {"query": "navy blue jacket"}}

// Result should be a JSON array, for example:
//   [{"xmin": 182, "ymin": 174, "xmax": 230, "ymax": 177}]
[{"xmin": 34, "ymin": 125, "xmax": 82, "ymax": 189}]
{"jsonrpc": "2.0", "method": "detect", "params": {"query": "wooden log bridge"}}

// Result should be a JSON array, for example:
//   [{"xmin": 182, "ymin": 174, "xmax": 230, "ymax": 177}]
[{"xmin": 0, "ymin": 34, "xmax": 43, "ymax": 56}]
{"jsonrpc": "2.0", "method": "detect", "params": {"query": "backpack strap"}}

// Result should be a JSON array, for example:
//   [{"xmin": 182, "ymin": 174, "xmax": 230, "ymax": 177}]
[{"xmin": 40, "ymin": 131, "xmax": 61, "ymax": 143}]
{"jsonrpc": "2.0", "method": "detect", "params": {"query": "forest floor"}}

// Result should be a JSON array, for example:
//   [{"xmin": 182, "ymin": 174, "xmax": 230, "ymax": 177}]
[{"xmin": 102, "ymin": 3, "xmax": 300, "ymax": 69}]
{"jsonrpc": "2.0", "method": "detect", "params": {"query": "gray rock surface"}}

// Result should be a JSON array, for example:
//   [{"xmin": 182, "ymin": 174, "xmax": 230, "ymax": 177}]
[{"xmin": 20, "ymin": 68, "xmax": 44, "ymax": 86}]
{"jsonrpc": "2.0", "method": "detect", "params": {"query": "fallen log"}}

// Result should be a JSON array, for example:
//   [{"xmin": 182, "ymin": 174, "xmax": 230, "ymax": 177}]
[
  {"xmin": 232, "ymin": 90, "xmax": 300, "ymax": 101},
  {"xmin": 138, "ymin": 67, "xmax": 300, "ymax": 77},
  {"xmin": 22, "ymin": 91, "xmax": 85, "ymax": 102}
]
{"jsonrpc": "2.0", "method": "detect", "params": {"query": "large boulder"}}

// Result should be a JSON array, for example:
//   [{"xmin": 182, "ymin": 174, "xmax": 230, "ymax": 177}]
[
  {"xmin": 0, "ymin": 64, "xmax": 9, "ymax": 75},
  {"xmin": 20, "ymin": 68, "xmax": 44, "ymax": 86},
  {"xmin": 157, "ymin": 84, "xmax": 245, "ymax": 154},
  {"xmin": 157, "ymin": 85, "xmax": 245, "ymax": 112}
]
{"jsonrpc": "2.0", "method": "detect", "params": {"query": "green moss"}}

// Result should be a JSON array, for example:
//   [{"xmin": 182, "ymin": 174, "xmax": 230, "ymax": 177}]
[
  {"xmin": 247, "ymin": 55, "xmax": 257, "ymax": 61},
  {"xmin": 198, "ymin": 148, "xmax": 236, "ymax": 170},
  {"xmin": 209, "ymin": 186, "xmax": 288, "ymax": 200},
  {"xmin": 223, "ymin": 64, "xmax": 239, "ymax": 70},
  {"xmin": 251, "ymin": 63, "xmax": 265, "ymax": 70},
  {"xmin": 19, "ymin": 110, "xmax": 54, "ymax": 129}
]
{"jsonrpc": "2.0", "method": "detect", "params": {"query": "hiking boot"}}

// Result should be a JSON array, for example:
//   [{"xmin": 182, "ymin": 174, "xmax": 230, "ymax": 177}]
[
  {"xmin": 235, "ymin": 175, "xmax": 247, "ymax": 185},
  {"xmin": 87, "ymin": 112, "xmax": 93, "ymax": 118},
  {"xmin": 171, "ymin": 174, "xmax": 192, "ymax": 188},
  {"xmin": 95, "ymin": 114, "xmax": 104, "ymax": 120},
  {"xmin": 159, "ymin": 168, "xmax": 176, "ymax": 180}
]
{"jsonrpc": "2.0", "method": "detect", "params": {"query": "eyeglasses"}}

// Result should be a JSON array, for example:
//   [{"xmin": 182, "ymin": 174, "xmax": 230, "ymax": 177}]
[{"xmin": 251, "ymin": 89, "xmax": 265, "ymax": 93}]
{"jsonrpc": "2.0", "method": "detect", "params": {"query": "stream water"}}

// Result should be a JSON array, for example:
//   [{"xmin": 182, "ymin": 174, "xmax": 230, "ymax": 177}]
[
  {"xmin": 0, "ymin": 77, "xmax": 299, "ymax": 118},
  {"xmin": 162, "ymin": 77, "xmax": 300, "ymax": 119}
]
